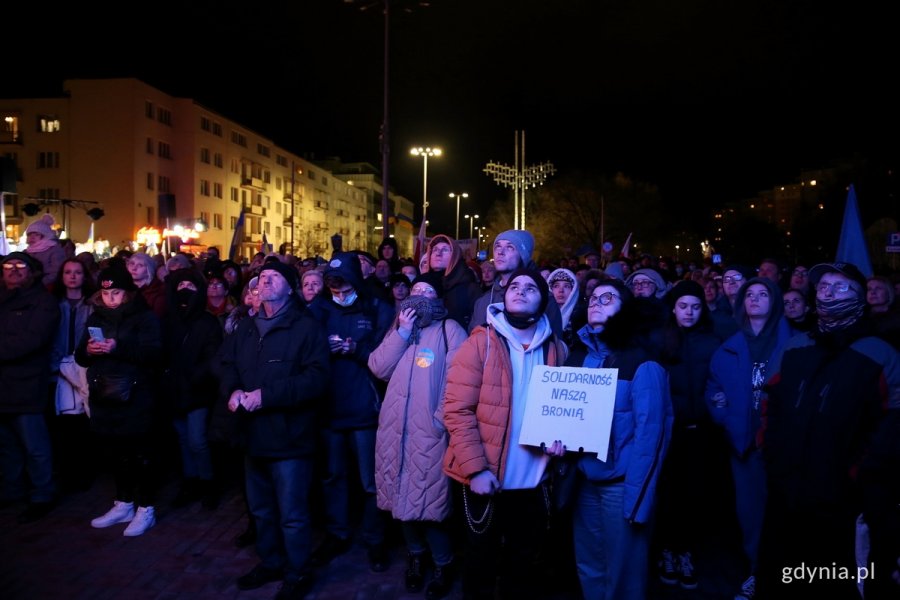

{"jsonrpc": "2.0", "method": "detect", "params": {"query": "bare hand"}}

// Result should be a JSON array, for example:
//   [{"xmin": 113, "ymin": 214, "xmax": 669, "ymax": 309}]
[
  {"xmin": 328, "ymin": 335, "xmax": 343, "ymax": 353},
  {"xmin": 398, "ymin": 307, "xmax": 416, "ymax": 333},
  {"xmin": 87, "ymin": 339, "xmax": 115, "ymax": 355},
  {"xmin": 241, "ymin": 389, "xmax": 262, "ymax": 412},
  {"xmin": 470, "ymin": 470, "xmax": 500, "ymax": 496},
  {"xmin": 544, "ymin": 440, "xmax": 567, "ymax": 457},
  {"xmin": 227, "ymin": 389, "xmax": 245, "ymax": 412},
  {"xmin": 341, "ymin": 338, "xmax": 356, "ymax": 355}
]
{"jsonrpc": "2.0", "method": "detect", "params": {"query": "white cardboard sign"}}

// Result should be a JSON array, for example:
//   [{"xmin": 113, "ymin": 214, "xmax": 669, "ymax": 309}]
[{"xmin": 518, "ymin": 366, "xmax": 618, "ymax": 461}]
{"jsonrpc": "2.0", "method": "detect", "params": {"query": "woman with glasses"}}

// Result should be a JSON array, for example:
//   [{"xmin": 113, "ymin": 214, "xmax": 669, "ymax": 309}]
[
  {"xmin": 706, "ymin": 276, "xmax": 791, "ymax": 600},
  {"xmin": 563, "ymin": 278, "xmax": 673, "ymax": 600},
  {"xmin": 369, "ymin": 272, "xmax": 468, "ymax": 599},
  {"xmin": 422, "ymin": 235, "xmax": 482, "ymax": 331}
]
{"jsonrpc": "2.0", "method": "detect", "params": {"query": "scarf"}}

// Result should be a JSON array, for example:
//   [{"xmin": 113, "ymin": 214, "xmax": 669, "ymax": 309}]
[
  {"xmin": 398, "ymin": 296, "xmax": 448, "ymax": 343},
  {"xmin": 27, "ymin": 238, "xmax": 58, "ymax": 254},
  {"xmin": 816, "ymin": 297, "xmax": 864, "ymax": 333},
  {"xmin": 503, "ymin": 309, "xmax": 541, "ymax": 330}
]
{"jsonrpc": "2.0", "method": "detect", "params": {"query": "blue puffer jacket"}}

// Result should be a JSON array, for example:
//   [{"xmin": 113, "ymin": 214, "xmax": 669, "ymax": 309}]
[
  {"xmin": 566, "ymin": 326, "xmax": 674, "ymax": 524},
  {"xmin": 218, "ymin": 300, "xmax": 330, "ymax": 458}
]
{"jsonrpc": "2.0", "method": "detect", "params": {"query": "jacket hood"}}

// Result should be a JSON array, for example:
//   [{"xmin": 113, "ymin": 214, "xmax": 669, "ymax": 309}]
[{"xmin": 324, "ymin": 252, "xmax": 366, "ymax": 292}]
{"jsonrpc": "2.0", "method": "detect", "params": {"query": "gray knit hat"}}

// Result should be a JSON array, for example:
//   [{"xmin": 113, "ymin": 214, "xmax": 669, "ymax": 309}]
[{"xmin": 494, "ymin": 229, "xmax": 535, "ymax": 265}]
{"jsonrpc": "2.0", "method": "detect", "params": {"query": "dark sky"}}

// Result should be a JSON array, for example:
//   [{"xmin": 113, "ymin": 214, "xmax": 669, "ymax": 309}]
[{"xmin": 6, "ymin": 1, "xmax": 897, "ymax": 234}]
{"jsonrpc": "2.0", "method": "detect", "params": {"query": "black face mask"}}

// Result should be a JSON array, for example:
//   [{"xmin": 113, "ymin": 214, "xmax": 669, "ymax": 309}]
[{"xmin": 176, "ymin": 289, "xmax": 197, "ymax": 310}]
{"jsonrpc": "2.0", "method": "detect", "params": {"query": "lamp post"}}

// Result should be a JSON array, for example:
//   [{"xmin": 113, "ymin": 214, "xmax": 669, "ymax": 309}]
[
  {"xmin": 448, "ymin": 192, "xmax": 468, "ymax": 240},
  {"xmin": 410, "ymin": 147, "xmax": 441, "ymax": 231},
  {"xmin": 464, "ymin": 213, "xmax": 479, "ymax": 240}
]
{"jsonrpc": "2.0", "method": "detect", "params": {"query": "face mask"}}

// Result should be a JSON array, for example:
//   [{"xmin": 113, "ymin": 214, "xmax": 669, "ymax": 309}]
[
  {"xmin": 176, "ymin": 289, "xmax": 197, "ymax": 309},
  {"xmin": 332, "ymin": 290, "xmax": 358, "ymax": 307}
]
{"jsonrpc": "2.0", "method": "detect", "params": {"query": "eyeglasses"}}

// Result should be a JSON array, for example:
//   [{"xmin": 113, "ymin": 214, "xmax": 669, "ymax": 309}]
[
  {"xmin": 630, "ymin": 280, "xmax": 655, "ymax": 290},
  {"xmin": 792, "ymin": 269, "xmax": 808, "ymax": 277},
  {"xmin": 723, "ymin": 275, "xmax": 744, "ymax": 284},
  {"xmin": 588, "ymin": 292, "xmax": 620, "ymax": 306},
  {"xmin": 411, "ymin": 285, "xmax": 436, "ymax": 296},
  {"xmin": 2, "ymin": 262, "xmax": 28, "ymax": 271},
  {"xmin": 816, "ymin": 281, "xmax": 852, "ymax": 294}
]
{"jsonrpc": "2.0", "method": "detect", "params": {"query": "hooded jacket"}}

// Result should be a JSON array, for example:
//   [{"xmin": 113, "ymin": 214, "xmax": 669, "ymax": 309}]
[
  {"xmin": 161, "ymin": 269, "xmax": 224, "ymax": 416},
  {"xmin": 706, "ymin": 277, "xmax": 792, "ymax": 455},
  {"xmin": 423, "ymin": 235, "xmax": 482, "ymax": 331},
  {"xmin": 443, "ymin": 306, "xmax": 567, "ymax": 487},
  {"xmin": 321, "ymin": 252, "xmax": 394, "ymax": 429}
]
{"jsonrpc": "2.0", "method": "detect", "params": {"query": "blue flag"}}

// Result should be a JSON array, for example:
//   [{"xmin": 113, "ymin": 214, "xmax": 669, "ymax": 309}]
[
  {"xmin": 229, "ymin": 210, "xmax": 246, "ymax": 261},
  {"xmin": 835, "ymin": 184, "xmax": 873, "ymax": 277}
]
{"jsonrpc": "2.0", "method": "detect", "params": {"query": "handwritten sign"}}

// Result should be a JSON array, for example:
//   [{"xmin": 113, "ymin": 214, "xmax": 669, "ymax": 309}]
[{"xmin": 518, "ymin": 366, "xmax": 618, "ymax": 461}]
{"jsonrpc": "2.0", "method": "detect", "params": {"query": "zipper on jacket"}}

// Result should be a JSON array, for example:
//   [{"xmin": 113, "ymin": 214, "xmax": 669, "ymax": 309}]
[
  {"xmin": 817, "ymin": 383, "xmax": 832, "ymax": 413},
  {"xmin": 794, "ymin": 380, "xmax": 806, "ymax": 409}
]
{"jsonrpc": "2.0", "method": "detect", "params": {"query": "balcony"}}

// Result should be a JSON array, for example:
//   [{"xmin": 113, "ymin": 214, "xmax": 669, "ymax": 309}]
[
  {"xmin": 241, "ymin": 176, "xmax": 266, "ymax": 191},
  {"xmin": 314, "ymin": 201, "xmax": 329, "ymax": 210}
]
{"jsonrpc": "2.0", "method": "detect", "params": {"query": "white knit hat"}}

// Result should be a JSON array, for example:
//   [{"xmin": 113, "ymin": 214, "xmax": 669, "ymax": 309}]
[{"xmin": 25, "ymin": 214, "xmax": 57, "ymax": 239}]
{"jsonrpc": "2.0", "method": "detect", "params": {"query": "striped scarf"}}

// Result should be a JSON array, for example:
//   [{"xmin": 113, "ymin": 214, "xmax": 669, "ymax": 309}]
[{"xmin": 816, "ymin": 297, "xmax": 864, "ymax": 333}]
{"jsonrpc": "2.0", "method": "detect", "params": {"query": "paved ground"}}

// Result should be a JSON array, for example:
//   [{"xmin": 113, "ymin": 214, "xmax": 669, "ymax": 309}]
[{"xmin": 0, "ymin": 468, "xmax": 745, "ymax": 600}]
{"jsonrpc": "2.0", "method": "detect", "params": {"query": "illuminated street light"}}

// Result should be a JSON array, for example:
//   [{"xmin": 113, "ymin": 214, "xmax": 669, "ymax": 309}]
[
  {"xmin": 410, "ymin": 147, "xmax": 441, "ymax": 232},
  {"xmin": 448, "ymin": 192, "xmax": 468, "ymax": 240},
  {"xmin": 464, "ymin": 213, "xmax": 479, "ymax": 240},
  {"xmin": 484, "ymin": 130, "xmax": 555, "ymax": 229}
]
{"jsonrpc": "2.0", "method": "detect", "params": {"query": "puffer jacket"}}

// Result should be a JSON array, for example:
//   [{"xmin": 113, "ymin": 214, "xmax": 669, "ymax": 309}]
[
  {"xmin": 369, "ymin": 317, "xmax": 468, "ymax": 521},
  {"xmin": 442, "ymin": 322, "xmax": 567, "ymax": 484},
  {"xmin": 566, "ymin": 326, "xmax": 674, "ymax": 524}
]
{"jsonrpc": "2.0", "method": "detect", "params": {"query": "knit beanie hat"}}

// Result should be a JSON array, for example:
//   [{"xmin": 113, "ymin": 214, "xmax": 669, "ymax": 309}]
[
  {"xmin": 504, "ymin": 268, "xmax": 550, "ymax": 316},
  {"xmin": 669, "ymin": 280, "xmax": 705, "ymax": 304},
  {"xmin": 25, "ymin": 214, "xmax": 57, "ymax": 239},
  {"xmin": 259, "ymin": 260, "xmax": 300, "ymax": 294},
  {"xmin": 495, "ymin": 230, "xmax": 535, "ymax": 266},
  {"xmin": 98, "ymin": 266, "xmax": 138, "ymax": 292},
  {"xmin": 411, "ymin": 271, "xmax": 445, "ymax": 298}
]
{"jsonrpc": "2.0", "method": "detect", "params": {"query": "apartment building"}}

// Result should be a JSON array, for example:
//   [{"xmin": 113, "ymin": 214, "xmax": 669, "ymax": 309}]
[{"xmin": 1, "ymin": 78, "xmax": 412, "ymax": 261}]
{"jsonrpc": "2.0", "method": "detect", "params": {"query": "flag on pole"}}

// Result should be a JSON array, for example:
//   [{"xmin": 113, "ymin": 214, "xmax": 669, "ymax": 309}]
[
  {"xmin": 0, "ymin": 192, "xmax": 9, "ymax": 255},
  {"xmin": 413, "ymin": 219, "xmax": 428, "ymax": 265},
  {"xmin": 229, "ymin": 210, "xmax": 246, "ymax": 261},
  {"xmin": 620, "ymin": 232, "xmax": 633, "ymax": 258},
  {"xmin": 86, "ymin": 222, "xmax": 95, "ymax": 245},
  {"xmin": 835, "ymin": 184, "xmax": 873, "ymax": 277}
]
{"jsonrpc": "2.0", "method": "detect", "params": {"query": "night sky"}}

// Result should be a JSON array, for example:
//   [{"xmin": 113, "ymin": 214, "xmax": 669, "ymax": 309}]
[{"xmin": 6, "ymin": 1, "xmax": 897, "ymax": 234}]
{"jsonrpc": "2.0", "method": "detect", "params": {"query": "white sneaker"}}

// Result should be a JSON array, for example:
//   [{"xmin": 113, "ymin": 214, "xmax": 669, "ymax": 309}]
[
  {"xmin": 91, "ymin": 500, "xmax": 135, "ymax": 528},
  {"xmin": 123, "ymin": 506, "xmax": 156, "ymax": 537}
]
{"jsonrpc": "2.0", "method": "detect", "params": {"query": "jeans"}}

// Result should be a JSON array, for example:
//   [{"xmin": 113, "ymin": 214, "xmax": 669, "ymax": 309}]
[
  {"xmin": 173, "ymin": 407, "xmax": 213, "ymax": 480},
  {"xmin": 573, "ymin": 481, "xmax": 649, "ymax": 600},
  {"xmin": 245, "ymin": 455, "xmax": 314, "ymax": 579},
  {"xmin": 0, "ymin": 414, "xmax": 55, "ymax": 503},
  {"xmin": 731, "ymin": 448, "xmax": 766, "ymax": 572},
  {"xmin": 402, "ymin": 520, "xmax": 454, "ymax": 567},
  {"xmin": 320, "ymin": 427, "xmax": 386, "ymax": 546}
]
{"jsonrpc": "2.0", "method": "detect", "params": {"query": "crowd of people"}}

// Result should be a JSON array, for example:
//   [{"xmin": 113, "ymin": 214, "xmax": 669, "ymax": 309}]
[{"xmin": 1, "ymin": 221, "xmax": 899, "ymax": 600}]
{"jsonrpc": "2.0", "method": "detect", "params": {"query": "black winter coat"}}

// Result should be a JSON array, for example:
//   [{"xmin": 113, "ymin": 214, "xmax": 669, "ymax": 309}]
[
  {"xmin": 218, "ymin": 301, "xmax": 330, "ymax": 458},
  {"xmin": 75, "ymin": 293, "xmax": 162, "ymax": 436},
  {"xmin": 0, "ymin": 281, "xmax": 60, "ymax": 414},
  {"xmin": 161, "ymin": 297, "xmax": 223, "ymax": 417}
]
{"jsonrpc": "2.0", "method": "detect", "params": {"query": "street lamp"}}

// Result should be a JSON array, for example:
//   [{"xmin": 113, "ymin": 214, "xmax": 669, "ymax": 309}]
[
  {"xmin": 410, "ymin": 147, "xmax": 441, "ymax": 231},
  {"xmin": 448, "ymin": 192, "xmax": 468, "ymax": 240},
  {"xmin": 464, "ymin": 213, "xmax": 479, "ymax": 240}
]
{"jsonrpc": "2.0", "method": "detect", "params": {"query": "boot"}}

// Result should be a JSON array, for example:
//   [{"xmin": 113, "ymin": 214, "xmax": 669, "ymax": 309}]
[
  {"xmin": 172, "ymin": 478, "xmax": 199, "ymax": 508},
  {"xmin": 199, "ymin": 479, "xmax": 219, "ymax": 510},
  {"xmin": 405, "ymin": 552, "xmax": 425, "ymax": 593},
  {"xmin": 425, "ymin": 561, "xmax": 454, "ymax": 599}
]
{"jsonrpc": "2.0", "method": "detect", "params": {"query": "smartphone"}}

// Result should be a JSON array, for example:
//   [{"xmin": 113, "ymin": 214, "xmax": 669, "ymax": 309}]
[
  {"xmin": 712, "ymin": 254, "xmax": 722, "ymax": 265},
  {"xmin": 88, "ymin": 327, "xmax": 106, "ymax": 342}
]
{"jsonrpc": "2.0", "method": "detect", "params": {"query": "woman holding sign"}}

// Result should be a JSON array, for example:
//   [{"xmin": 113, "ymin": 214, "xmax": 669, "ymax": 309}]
[
  {"xmin": 442, "ymin": 268, "xmax": 568, "ymax": 600},
  {"xmin": 564, "ymin": 278, "xmax": 673, "ymax": 600}
]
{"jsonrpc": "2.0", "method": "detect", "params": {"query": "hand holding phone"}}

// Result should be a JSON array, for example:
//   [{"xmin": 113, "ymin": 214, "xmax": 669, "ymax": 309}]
[{"xmin": 88, "ymin": 327, "xmax": 105, "ymax": 343}]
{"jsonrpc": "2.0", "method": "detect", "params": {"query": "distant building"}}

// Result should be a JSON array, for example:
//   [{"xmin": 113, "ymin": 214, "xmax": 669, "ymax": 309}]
[{"xmin": 0, "ymin": 78, "xmax": 397, "ymax": 261}]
